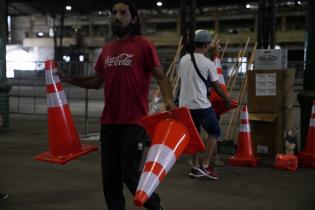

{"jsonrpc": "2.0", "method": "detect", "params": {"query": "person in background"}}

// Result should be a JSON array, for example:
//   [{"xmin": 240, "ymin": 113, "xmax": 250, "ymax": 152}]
[
  {"xmin": 209, "ymin": 41, "xmax": 225, "ymax": 166},
  {"xmin": 178, "ymin": 30, "xmax": 231, "ymax": 180},
  {"xmin": 57, "ymin": 0, "xmax": 175, "ymax": 209}
]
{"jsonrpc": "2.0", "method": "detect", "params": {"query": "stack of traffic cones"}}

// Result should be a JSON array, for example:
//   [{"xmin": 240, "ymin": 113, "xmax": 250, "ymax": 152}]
[
  {"xmin": 298, "ymin": 100, "xmax": 315, "ymax": 168},
  {"xmin": 210, "ymin": 55, "xmax": 237, "ymax": 115},
  {"xmin": 35, "ymin": 60, "xmax": 97, "ymax": 164},
  {"xmin": 229, "ymin": 105, "xmax": 259, "ymax": 167},
  {"xmin": 134, "ymin": 107, "xmax": 205, "ymax": 207},
  {"xmin": 274, "ymin": 154, "xmax": 298, "ymax": 171}
]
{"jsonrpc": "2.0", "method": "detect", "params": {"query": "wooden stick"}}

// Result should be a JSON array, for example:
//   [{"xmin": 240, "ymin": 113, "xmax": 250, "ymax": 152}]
[
  {"xmin": 150, "ymin": 36, "xmax": 183, "ymax": 113},
  {"xmin": 225, "ymin": 49, "xmax": 242, "ymax": 89},
  {"xmin": 228, "ymin": 37, "xmax": 250, "ymax": 93},
  {"xmin": 220, "ymin": 39, "xmax": 230, "ymax": 60},
  {"xmin": 172, "ymin": 76, "xmax": 180, "ymax": 97},
  {"xmin": 224, "ymin": 37, "xmax": 251, "ymax": 140},
  {"xmin": 170, "ymin": 45, "xmax": 183, "ymax": 85},
  {"xmin": 230, "ymin": 42, "xmax": 257, "ymax": 139},
  {"xmin": 166, "ymin": 36, "xmax": 183, "ymax": 77}
]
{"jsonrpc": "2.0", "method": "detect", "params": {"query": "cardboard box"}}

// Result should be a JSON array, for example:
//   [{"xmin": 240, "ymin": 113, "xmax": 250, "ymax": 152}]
[
  {"xmin": 249, "ymin": 113, "xmax": 284, "ymax": 156},
  {"xmin": 254, "ymin": 49, "xmax": 287, "ymax": 70},
  {"xmin": 247, "ymin": 69, "xmax": 295, "ymax": 156},
  {"xmin": 247, "ymin": 69, "xmax": 295, "ymax": 113}
]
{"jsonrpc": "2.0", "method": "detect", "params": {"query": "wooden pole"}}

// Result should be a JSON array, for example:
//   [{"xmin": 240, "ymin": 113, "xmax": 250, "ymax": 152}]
[
  {"xmin": 220, "ymin": 39, "xmax": 230, "ymax": 60},
  {"xmin": 229, "ymin": 42, "xmax": 257, "ymax": 140},
  {"xmin": 228, "ymin": 37, "xmax": 250, "ymax": 93},
  {"xmin": 150, "ymin": 36, "xmax": 183, "ymax": 113},
  {"xmin": 166, "ymin": 36, "xmax": 183, "ymax": 77},
  {"xmin": 225, "ymin": 49, "xmax": 242, "ymax": 89},
  {"xmin": 224, "ymin": 37, "xmax": 251, "ymax": 140}
]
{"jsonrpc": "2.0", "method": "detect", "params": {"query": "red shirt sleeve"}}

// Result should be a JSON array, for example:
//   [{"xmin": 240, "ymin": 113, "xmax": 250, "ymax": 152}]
[{"xmin": 142, "ymin": 38, "xmax": 161, "ymax": 71}]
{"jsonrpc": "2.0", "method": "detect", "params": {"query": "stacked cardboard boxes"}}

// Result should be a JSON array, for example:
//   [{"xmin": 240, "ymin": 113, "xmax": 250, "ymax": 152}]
[
  {"xmin": 247, "ymin": 69, "xmax": 295, "ymax": 156},
  {"xmin": 254, "ymin": 49, "xmax": 288, "ymax": 70}
]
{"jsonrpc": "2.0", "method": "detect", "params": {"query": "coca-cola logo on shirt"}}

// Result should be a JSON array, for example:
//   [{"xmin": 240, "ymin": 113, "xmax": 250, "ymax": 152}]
[{"xmin": 104, "ymin": 53, "xmax": 134, "ymax": 68}]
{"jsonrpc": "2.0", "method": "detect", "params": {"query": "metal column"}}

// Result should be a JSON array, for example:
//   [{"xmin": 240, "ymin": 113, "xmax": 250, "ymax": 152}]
[
  {"xmin": 297, "ymin": 0, "xmax": 315, "ymax": 149},
  {"xmin": 0, "ymin": 0, "xmax": 11, "ymax": 132}
]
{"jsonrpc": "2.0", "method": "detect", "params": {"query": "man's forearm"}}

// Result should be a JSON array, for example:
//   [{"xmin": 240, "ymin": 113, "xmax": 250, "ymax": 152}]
[{"xmin": 212, "ymin": 82, "xmax": 229, "ymax": 103}]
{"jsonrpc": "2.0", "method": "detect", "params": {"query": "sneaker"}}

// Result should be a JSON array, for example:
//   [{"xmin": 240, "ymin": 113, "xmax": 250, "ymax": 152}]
[
  {"xmin": 188, "ymin": 167, "xmax": 205, "ymax": 178},
  {"xmin": 197, "ymin": 165, "xmax": 219, "ymax": 180},
  {"xmin": 0, "ymin": 193, "xmax": 8, "ymax": 200}
]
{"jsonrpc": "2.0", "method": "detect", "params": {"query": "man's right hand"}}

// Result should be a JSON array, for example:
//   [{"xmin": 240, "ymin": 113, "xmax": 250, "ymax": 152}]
[
  {"xmin": 224, "ymin": 98, "xmax": 232, "ymax": 110},
  {"xmin": 55, "ymin": 69, "xmax": 70, "ymax": 83}
]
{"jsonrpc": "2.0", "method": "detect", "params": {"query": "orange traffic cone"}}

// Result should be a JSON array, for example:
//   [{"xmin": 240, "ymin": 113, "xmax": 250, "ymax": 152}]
[
  {"xmin": 298, "ymin": 100, "xmax": 315, "ymax": 168},
  {"xmin": 210, "ymin": 55, "xmax": 237, "ymax": 115},
  {"xmin": 35, "ymin": 60, "xmax": 97, "ymax": 164},
  {"xmin": 229, "ymin": 105, "xmax": 259, "ymax": 167},
  {"xmin": 134, "ymin": 107, "xmax": 205, "ymax": 207}
]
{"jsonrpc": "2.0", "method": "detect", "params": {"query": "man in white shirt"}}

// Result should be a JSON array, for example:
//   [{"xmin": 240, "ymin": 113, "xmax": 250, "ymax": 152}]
[{"xmin": 178, "ymin": 30, "xmax": 231, "ymax": 180}]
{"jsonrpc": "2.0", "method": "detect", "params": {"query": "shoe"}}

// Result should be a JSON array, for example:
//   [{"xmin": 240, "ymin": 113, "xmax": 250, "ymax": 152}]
[
  {"xmin": 197, "ymin": 165, "xmax": 219, "ymax": 180},
  {"xmin": 188, "ymin": 167, "xmax": 205, "ymax": 178},
  {"xmin": 0, "ymin": 193, "xmax": 8, "ymax": 200}
]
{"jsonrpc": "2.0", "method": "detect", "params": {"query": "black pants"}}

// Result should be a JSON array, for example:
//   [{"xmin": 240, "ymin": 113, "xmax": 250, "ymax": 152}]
[{"xmin": 100, "ymin": 124, "xmax": 161, "ymax": 210}]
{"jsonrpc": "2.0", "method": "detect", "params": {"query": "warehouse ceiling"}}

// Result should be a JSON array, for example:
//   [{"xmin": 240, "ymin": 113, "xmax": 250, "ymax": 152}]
[{"xmin": 7, "ymin": 0, "xmax": 306, "ymax": 16}]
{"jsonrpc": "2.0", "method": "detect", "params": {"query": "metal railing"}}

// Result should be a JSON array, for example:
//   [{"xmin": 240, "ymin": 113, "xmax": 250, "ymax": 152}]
[{"xmin": 6, "ymin": 60, "xmax": 305, "ymax": 135}]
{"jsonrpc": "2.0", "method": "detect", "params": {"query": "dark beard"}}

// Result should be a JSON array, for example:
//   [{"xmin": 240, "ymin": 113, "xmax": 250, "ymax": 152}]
[{"xmin": 112, "ymin": 22, "xmax": 133, "ymax": 38}]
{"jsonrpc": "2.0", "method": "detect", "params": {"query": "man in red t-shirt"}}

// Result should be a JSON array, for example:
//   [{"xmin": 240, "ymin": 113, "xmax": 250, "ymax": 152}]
[{"xmin": 57, "ymin": 1, "xmax": 175, "ymax": 209}]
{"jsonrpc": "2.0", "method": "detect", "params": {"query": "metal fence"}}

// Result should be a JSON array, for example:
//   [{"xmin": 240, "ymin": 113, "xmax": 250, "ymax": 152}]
[{"xmin": 6, "ymin": 60, "xmax": 305, "ymax": 135}]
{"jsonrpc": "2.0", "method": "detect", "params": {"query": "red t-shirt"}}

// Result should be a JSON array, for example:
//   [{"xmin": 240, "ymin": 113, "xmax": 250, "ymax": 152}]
[{"xmin": 95, "ymin": 35, "xmax": 160, "ymax": 124}]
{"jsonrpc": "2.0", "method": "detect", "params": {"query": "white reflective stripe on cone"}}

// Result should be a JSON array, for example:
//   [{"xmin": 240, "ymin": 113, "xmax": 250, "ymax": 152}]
[
  {"xmin": 240, "ymin": 111, "xmax": 249, "ymax": 120},
  {"xmin": 214, "ymin": 58, "xmax": 222, "ymax": 68},
  {"xmin": 310, "ymin": 118, "xmax": 315, "ymax": 127},
  {"xmin": 145, "ymin": 144, "xmax": 176, "ymax": 173},
  {"xmin": 45, "ymin": 68, "xmax": 60, "ymax": 85},
  {"xmin": 312, "ymin": 106, "xmax": 315, "ymax": 114},
  {"xmin": 47, "ymin": 91, "xmax": 68, "ymax": 108},
  {"xmin": 218, "ymin": 74, "xmax": 225, "ymax": 84},
  {"xmin": 239, "ymin": 124, "xmax": 250, "ymax": 133},
  {"xmin": 136, "ymin": 172, "xmax": 160, "ymax": 196}
]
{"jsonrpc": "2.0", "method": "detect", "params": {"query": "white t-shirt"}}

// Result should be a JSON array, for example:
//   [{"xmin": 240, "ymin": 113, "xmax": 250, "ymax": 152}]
[{"xmin": 178, "ymin": 53, "xmax": 218, "ymax": 109}]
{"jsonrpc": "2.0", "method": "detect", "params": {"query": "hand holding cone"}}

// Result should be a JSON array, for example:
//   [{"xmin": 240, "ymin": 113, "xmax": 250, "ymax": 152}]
[
  {"xmin": 134, "ymin": 107, "xmax": 205, "ymax": 207},
  {"xmin": 35, "ymin": 60, "xmax": 97, "ymax": 164},
  {"xmin": 210, "ymin": 55, "xmax": 237, "ymax": 115}
]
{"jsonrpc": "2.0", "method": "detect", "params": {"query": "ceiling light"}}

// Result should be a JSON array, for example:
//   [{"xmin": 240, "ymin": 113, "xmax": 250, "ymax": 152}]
[
  {"xmin": 65, "ymin": 5, "xmax": 72, "ymax": 11},
  {"xmin": 156, "ymin": 1, "xmax": 163, "ymax": 7},
  {"xmin": 79, "ymin": 55, "xmax": 84, "ymax": 62},
  {"xmin": 63, "ymin": 56, "xmax": 71, "ymax": 62},
  {"xmin": 37, "ymin": 32, "xmax": 44, "ymax": 37}
]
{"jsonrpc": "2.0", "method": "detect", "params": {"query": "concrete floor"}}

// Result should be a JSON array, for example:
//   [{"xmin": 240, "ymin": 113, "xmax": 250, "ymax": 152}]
[{"xmin": 1, "ymin": 114, "xmax": 315, "ymax": 210}]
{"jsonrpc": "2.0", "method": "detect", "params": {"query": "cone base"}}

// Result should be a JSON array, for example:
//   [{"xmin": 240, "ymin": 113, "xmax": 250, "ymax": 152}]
[
  {"xmin": 229, "ymin": 156, "xmax": 259, "ymax": 167},
  {"xmin": 35, "ymin": 144, "xmax": 97, "ymax": 164},
  {"xmin": 140, "ymin": 107, "xmax": 205, "ymax": 155},
  {"xmin": 298, "ymin": 152, "xmax": 315, "ymax": 168}
]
